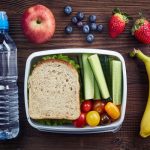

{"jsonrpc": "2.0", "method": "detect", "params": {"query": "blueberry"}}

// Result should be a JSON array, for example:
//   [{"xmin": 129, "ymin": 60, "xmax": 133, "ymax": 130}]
[
  {"xmin": 86, "ymin": 34, "xmax": 94, "ymax": 43},
  {"xmin": 71, "ymin": 16, "xmax": 78, "ymax": 24},
  {"xmin": 82, "ymin": 24, "xmax": 90, "ymax": 34},
  {"xmin": 89, "ymin": 15, "xmax": 96, "ymax": 22},
  {"xmin": 77, "ymin": 12, "xmax": 85, "ymax": 21},
  {"xmin": 86, "ymin": 33, "xmax": 94, "ymax": 43},
  {"xmin": 97, "ymin": 24, "xmax": 103, "ymax": 32},
  {"xmin": 65, "ymin": 25, "xmax": 73, "ymax": 34},
  {"xmin": 77, "ymin": 21, "xmax": 83, "ymax": 28},
  {"xmin": 64, "ymin": 6, "xmax": 72, "ymax": 15},
  {"xmin": 90, "ymin": 23, "xmax": 97, "ymax": 31}
]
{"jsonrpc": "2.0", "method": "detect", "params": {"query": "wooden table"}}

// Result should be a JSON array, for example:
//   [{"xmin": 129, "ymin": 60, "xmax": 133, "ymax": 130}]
[{"xmin": 0, "ymin": 0, "xmax": 150, "ymax": 149}]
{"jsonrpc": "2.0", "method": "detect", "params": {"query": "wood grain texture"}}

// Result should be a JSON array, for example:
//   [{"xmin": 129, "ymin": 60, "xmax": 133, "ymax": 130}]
[{"xmin": 0, "ymin": 0, "xmax": 150, "ymax": 149}]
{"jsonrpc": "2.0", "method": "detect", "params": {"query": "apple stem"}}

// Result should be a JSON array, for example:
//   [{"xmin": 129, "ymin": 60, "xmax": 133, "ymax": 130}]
[{"xmin": 36, "ymin": 19, "xmax": 41, "ymax": 24}]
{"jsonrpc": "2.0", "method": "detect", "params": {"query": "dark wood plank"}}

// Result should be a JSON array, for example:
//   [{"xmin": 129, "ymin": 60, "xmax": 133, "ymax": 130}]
[{"xmin": 0, "ymin": 0, "xmax": 150, "ymax": 149}]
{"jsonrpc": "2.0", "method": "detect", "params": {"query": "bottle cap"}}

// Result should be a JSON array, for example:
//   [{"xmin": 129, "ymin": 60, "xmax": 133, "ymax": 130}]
[{"xmin": 0, "ymin": 11, "xmax": 9, "ymax": 29}]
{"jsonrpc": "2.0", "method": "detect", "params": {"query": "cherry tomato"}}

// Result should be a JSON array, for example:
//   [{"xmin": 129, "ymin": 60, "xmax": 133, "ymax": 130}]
[
  {"xmin": 86, "ymin": 111, "xmax": 100, "ymax": 127},
  {"xmin": 100, "ymin": 113, "xmax": 111, "ymax": 125},
  {"xmin": 92, "ymin": 100, "xmax": 105, "ymax": 114},
  {"xmin": 117, "ymin": 105, "xmax": 121, "ymax": 111},
  {"xmin": 81, "ymin": 100, "xmax": 93, "ymax": 112},
  {"xmin": 105, "ymin": 102, "xmax": 120, "ymax": 120},
  {"xmin": 73, "ymin": 112, "xmax": 86, "ymax": 128}
]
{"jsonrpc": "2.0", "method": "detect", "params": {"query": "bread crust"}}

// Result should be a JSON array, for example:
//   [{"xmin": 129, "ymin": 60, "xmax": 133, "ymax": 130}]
[
  {"xmin": 32, "ymin": 59, "xmax": 78, "ymax": 77},
  {"xmin": 28, "ymin": 58, "xmax": 80, "ymax": 120}
]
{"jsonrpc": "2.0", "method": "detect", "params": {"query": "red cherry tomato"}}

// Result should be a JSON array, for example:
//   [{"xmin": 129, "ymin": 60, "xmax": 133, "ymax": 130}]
[
  {"xmin": 73, "ymin": 112, "xmax": 86, "ymax": 128},
  {"xmin": 92, "ymin": 100, "xmax": 105, "ymax": 114},
  {"xmin": 81, "ymin": 100, "xmax": 93, "ymax": 112}
]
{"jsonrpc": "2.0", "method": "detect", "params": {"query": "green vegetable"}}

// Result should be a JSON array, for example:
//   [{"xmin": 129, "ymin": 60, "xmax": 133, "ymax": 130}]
[
  {"xmin": 111, "ymin": 60, "xmax": 122, "ymax": 105},
  {"xmin": 94, "ymin": 79, "xmax": 101, "ymax": 100},
  {"xmin": 36, "ymin": 119, "xmax": 71, "ymax": 126},
  {"xmin": 42, "ymin": 54, "xmax": 80, "ymax": 70},
  {"xmin": 88, "ymin": 54, "xmax": 110, "ymax": 99},
  {"xmin": 82, "ymin": 54, "xmax": 94, "ymax": 99},
  {"xmin": 100, "ymin": 55, "xmax": 112, "ymax": 97},
  {"xmin": 78, "ymin": 55, "xmax": 84, "ymax": 100},
  {"xmin": 79, "ymin": 55, "xmax": 84, "ymax": 77}
]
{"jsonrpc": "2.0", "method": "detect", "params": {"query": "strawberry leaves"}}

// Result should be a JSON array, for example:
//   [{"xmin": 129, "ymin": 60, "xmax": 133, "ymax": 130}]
[
  {"xmin": 112, "ymin": 8, "xmax": 132, "ymax": 23},
  {"xmin": 132, "ymin": 18, "xmax": 146, "ymax": 34},
  {"xmin": 113, "ymin": 8, "xmax": 121, "ymax": 14},
  {"xmin": 123, "ymin": 12, "xmax": 133, "ymax": 20}
]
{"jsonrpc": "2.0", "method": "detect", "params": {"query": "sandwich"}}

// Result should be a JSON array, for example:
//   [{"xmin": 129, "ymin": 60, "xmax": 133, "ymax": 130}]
[{"xmin": 28, "ymin": 55, "xmax": 80, "ymax": 120}]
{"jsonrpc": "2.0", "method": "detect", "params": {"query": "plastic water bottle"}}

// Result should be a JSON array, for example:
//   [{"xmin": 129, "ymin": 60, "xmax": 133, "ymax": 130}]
[{"xmin": 0, "ymin": 11, "xmax": 19, "ymax": 140}]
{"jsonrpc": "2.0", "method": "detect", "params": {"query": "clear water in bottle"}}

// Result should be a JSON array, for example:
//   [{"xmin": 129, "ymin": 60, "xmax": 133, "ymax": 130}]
[{"xmin": 0, "ymin": 11, "xmax": 19, "ymax": 140}]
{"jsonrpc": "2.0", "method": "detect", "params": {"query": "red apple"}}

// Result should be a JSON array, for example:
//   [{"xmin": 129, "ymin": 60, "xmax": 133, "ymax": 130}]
[{"xmin": 22, "ymin": 4, "xmax": 55, "ymax": 44}]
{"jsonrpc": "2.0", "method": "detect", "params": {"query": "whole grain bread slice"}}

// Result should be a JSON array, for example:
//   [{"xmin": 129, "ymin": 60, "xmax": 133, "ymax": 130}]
[{"xmin": 28, "ymin": 59, "xmax": 80, "ymax": 120}]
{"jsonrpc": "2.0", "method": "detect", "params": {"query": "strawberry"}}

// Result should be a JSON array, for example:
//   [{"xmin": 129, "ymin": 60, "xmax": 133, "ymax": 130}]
[
  {"xmin": 132, "ymin": 16, "xmax": 150, "ymax": 44},
  {"xmin": 109, "ymin": 8, "xmax": 131, "ymax": 38}
]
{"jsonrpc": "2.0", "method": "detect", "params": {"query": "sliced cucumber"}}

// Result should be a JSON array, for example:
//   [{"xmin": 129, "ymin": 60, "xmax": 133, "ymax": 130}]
[
  {"xmin": 82, "ymin": 54, "xmax": 94, "ymax": 99},
  {"xmin": 111, "ymin": 60, "xmax": 122, "ymax": 105},
  {"xmin": 100, "ymin": 55, "xmax": 112, "ymax": 97},
  {"xmin": 94, "ymin": 78, "xmax": 101, "ymax": 100},
  {"xmin": 79, "ymin": 55, "xmax": 83, "ymax": 77},
  {"xmin": 88, "ymin": 54, "xmax": 110, "ymax": 99},
  {"xmin": 78, "ymin": 55, "xmax": 84, "ymax": 100}
]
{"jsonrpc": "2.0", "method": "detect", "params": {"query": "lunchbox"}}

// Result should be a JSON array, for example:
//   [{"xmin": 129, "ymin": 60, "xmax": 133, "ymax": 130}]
[{"xmin": 24, "ymin": 48, "xmax": 127, "ymax": 134}]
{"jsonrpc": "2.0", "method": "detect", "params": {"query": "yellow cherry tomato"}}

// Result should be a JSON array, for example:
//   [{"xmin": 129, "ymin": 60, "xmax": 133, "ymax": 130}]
[
  {"xmin": 105, "ymin": 102, "xmax": 120, "ymax": 120},
  {"xmin": 86, "ymin": 111, "xmax": 100, "ymax": 127}
]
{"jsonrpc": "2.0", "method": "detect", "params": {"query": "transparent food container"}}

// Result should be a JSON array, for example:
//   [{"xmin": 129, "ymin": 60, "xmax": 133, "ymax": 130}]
[{"xmin": 24, "ymin": 48, "xmax": 127, "ymax": 134}]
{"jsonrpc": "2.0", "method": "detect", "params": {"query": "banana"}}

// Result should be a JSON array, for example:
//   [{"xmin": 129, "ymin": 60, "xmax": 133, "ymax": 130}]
[{"xmin": 130, "ymin": 49, "xmax": 150, "ymax": 138}]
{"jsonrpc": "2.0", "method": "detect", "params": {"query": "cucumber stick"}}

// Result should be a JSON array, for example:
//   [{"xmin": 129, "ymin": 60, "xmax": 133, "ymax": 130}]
[
  {"xmin": 79, "ymin": 55, "xmax": 83, "ymax": 77},
  {"xmin": 88, "ymin": 54, "xmax": 110, "ymax": 99},
  {"xmin": 94, "ymin": 78, "xmax": 101, "ymax": 99},
  {"xmin": 78, "ymin": 55, "xmax": 84, "ymax": 100},
  {"xmin": 100, "ymin": 55, "xmax": 112, "ymax": 97},
  {"xmin": 111, "ymin": 60, "xmax": 122, "ymax": 105},
  {"xmin": 82, "ymin": 54, "xmax": 94, "ymax": 99}
]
